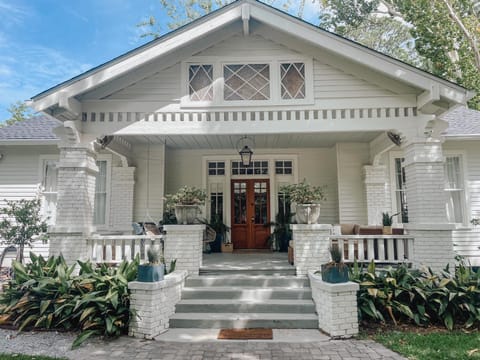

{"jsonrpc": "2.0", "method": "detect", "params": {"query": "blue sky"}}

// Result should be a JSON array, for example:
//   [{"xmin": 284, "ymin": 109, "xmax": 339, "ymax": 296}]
[
  {"xmin": 0, "ymin": 0, "xmax": 165, "ymax": 122},
  {"xmin": 0, "ymin": 0, "xmax": 320, "ymax": 122}
]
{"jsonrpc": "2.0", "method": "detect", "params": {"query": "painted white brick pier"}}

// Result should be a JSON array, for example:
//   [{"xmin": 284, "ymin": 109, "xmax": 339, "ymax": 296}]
[
  {"xmin": 163, "ymin": 225, "xmax": 205, "ymax": 275},
  {"xmin": 292, "ymin": 224, "xmax": 331, "ymax": 276}
]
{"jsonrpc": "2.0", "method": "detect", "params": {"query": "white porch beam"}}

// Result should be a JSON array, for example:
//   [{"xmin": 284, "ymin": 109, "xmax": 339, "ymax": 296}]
[{"xmin": 111, "ymin": 116, "xmax": 423, "ymax": 136}]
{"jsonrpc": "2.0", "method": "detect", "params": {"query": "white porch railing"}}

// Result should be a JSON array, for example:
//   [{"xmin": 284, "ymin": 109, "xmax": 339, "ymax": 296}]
[
  {"xmin": 329, "ymin": 235, "xmax": 415, "ymax": 264},
  {"xmin": 87, "ymin": 234, "xmax": 164, "ymax": 263}
]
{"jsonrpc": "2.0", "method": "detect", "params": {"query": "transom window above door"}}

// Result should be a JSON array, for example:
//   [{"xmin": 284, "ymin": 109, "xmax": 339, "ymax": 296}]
[{"xmin": 183, "ymin": 58, "xmax": 312, "ymax": 106}]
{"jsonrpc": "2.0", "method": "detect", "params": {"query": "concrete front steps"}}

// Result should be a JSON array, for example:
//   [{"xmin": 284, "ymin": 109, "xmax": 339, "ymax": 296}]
[{"xmin": 170, "ymin": 274, "xmax": 318, "ymax": 329}]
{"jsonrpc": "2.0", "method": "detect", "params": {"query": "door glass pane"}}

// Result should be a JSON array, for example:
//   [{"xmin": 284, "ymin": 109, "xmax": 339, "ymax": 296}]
[
  {"xmin": 233, "ymin": 182, "xmax": 247, "ymax": 224},
  {"xmin": 254, "ymin": 182, "xmax": 268, "ymax": 224}
]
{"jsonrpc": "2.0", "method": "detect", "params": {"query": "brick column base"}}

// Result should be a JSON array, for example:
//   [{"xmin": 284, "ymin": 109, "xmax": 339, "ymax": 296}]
[
  {"xmin": 292, "ymin": 224, "xmax": 332, "ymax": 276},
  {"xmin": 309, "ymin": 271, "xmax": 359, "ymax": 338},
  {"xmin": 405, "ymin": 224, "xmax": 455, "ymax": 272},
  {"xmin": 163, "ymin": 225, "xmax": 205, "ymax": 275},
  {"xmin": 128, "ymin": 270, "xmax": 187, "ymax": 339}
]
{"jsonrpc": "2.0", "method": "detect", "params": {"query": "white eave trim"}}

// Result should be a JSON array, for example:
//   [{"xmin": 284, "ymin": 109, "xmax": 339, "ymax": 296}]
[
  {"xmin": 0, "ymin": 139, "xmax": 59, "ymax": 146},
  {"xmin": 444, "ymin": 134, "xmax": 480, "ymax": 140}
]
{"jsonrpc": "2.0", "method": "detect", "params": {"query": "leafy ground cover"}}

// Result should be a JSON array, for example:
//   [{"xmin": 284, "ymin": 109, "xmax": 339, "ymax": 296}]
[{"xmin": 0, "ymin": 254, "xmax": 139, "ymax": 348}]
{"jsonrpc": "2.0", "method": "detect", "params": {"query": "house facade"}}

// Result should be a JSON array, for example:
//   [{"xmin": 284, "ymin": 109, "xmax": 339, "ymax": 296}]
[{"xmin": 1, "ymin": 0, "xmax": 479, "ymax": 270}]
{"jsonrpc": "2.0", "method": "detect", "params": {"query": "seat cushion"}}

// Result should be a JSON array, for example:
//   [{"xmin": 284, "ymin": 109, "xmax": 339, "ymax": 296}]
[{"xmin": 341, "ymin": 223, "xmax": 360, "ymax": 235}]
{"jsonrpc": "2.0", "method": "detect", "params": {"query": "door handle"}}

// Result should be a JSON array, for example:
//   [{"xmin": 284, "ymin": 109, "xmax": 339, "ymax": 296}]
[{"xmin": 251, "ymin": 216, "xmax": 255, "ymax": 223}]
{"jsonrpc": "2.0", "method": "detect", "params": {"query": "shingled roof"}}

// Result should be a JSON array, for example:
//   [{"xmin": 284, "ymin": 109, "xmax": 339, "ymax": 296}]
[
  {"xmin": 0, "ymin": 115, "xmax": 60, "ymax": 141},
  {"xmin": 442, "ymin": 107, "xmax": 480, "ymax": 137}
]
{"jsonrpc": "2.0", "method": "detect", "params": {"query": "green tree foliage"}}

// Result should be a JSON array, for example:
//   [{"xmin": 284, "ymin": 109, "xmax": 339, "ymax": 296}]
[
  {"xmin": 2, "ymin": 101, "xmax": 33, "ymax": 127},
  {"xmin": 0, "ymin": 199, "xmax": 48, "ymax": 263},
  {"xmin": 319, "ymin": 0, "xmax": 480, "ymax": 109}
]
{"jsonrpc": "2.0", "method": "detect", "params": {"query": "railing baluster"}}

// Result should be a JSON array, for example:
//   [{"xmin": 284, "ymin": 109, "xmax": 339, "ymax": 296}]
[
  {"xmin": 358, "ymin": 239, "xmax": 365, "ymax": 261},
  {"xmin": 397, "ymin": 238, "xmax": 405, "ymax": 261},
  {"xmin": 367, "ymin": 239, "xmax": 375, "ymax": 260},
  {"xmin": 387, "ymin": 238, "xmax": 395, "ymax": 261},
  {"xmin": 377, "ymin": 238, "xmax": 385, "ymax": 261},
  {"xmin": 348, "ymin": 239, "xmax": 355, "ymax": 262}
]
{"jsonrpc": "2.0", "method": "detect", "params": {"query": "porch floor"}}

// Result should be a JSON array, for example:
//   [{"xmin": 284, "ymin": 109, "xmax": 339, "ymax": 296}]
[{"xmin": 201, "ymin": 252, "xmax": 291, "ymax": 272}]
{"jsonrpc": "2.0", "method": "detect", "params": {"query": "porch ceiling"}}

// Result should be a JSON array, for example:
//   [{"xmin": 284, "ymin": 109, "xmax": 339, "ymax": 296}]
[{"xmin": 122, "ymin": 131, "xmax": 382, "ymax": 149}]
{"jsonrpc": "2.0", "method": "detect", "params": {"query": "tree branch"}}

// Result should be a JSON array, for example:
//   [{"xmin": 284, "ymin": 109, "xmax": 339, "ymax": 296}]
[
  {"xmin": 441, "ymin": 0, "xmax": 480, "ymax": 71},
  {"xmin": 379, "ymin": 0, "xmax": 403, "ymax": 18}
]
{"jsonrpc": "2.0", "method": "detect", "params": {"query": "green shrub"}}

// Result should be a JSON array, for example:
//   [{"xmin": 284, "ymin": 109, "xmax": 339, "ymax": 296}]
[
  {"xmin": 351, "ymin": 258, "xmax": 480, "ymax": 330},
  {"xmin": 0, "ymin": 253, "xmax": 139, "ymax": 348}
]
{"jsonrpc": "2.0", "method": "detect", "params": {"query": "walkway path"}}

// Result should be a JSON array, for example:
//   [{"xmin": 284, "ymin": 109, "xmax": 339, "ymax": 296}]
[{"xmin": 0, "ymin": 328, "xmax": 406, "ymax": 359}]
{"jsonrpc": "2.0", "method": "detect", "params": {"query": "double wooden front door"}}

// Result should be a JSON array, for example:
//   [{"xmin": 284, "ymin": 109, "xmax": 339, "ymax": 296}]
[{"xmin": 231, "ymin": 179, "xmax": 270, "ymax": 249}]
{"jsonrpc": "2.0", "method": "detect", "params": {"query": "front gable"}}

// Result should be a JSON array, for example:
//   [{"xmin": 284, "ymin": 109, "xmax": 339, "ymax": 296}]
[{"xmin": 30, "ymin": 0, "xmax": 473, "ymax": 123}]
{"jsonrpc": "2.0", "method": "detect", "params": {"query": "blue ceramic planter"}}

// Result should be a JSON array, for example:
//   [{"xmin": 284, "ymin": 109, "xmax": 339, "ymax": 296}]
[
  {"xmin": 321, "ymin": 264, "xmax": 349, "ymax": 283},
  {"xmin": 137, "ymin": 264, "xmax": 165, "ymax": 282}
]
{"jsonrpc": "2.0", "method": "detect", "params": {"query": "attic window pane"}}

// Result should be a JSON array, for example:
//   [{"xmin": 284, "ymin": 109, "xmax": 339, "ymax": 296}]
[
  {"xmin": 281, "ymin": 63, "xmax": 305, "ymax": 99},
  {"xmin": 189, "ymin": 64, "xmax": 213, "ymax": 101},
  {"xmin": 224, "ymin": 64, "xmax": 270, "ymax": 101}
]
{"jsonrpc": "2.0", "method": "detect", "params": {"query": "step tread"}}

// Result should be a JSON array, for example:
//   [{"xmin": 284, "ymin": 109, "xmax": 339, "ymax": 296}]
[
  {"xmin": 170, "ymin": 313, "xmax": 318, "ymax": 320},
  {"xmin": 183, "ymin": 286, "xmax": 311, "ymax": 291},
  {"xmin": 191, "ymin": 275, "xmax": 306, "ymax": 279},
  {"xmin": 177, "ymin": 299, "xmax": 314, "ymax": 305}
]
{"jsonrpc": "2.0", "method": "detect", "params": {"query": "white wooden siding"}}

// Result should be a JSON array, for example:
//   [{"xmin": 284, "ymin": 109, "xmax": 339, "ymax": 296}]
[
  {"xmin": 105, "ymin": 63, "xmax": 181, "ymax": 102},
  {"xmin": 313, "ymin": 60, "xmax": 394, "ymax": 99},
  {"xmin": 453, "ymin": 229, "xmax": 480, "ymax": 266},
  {"xmin": 336, "ymin": 143, "xmax": 369, "ymax": 224},
  {"xmin": 132, "ymin": 143, "xmax": 166, "ymax": 222},
  {"xmin": 99, "ymin": 34, "xmax": 396, "ymax": 106},
  {"xmin": 0, "ymin": 146, "xmax": 58, "ymax": 207}
]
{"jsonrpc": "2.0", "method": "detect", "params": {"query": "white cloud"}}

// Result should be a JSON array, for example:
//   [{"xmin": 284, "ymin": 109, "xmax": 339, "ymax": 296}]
[{"xmin": 0, "ymin": 43, "xmax": 92, "ymax": 121}]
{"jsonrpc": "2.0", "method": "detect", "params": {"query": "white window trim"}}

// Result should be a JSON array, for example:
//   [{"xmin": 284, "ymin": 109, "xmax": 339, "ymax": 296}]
[
  {"xmin": 388, "ymin": 151, "xmax": 406, "ymax": 225},
  {"xmin": 94, "ymin": 154, "xmax": 112, "ymax": 230},
  {"xmin": 443, "ymin": 150, "xmax": 470, "ymax": 227},
  {"xmin": 181, "ymin": 56, "xmax": 314, "ymax": 108},
  {"xmin": 38, "ymin": 155, "xmax": 60, "ymax": 225}
]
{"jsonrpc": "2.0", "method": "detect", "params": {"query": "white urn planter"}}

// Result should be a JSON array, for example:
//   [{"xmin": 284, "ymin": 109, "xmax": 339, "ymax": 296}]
[
  {"xmin": 295, "ymin": 204, "xmax": 321, "ymax": 224},
  {"xmin": 175, "ymin": 205, "xmax": 199, "ymax": 225}
]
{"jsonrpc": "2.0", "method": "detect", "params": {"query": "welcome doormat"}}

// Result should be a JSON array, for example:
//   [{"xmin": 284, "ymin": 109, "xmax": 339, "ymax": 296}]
[{"xmin": 217, "ymin": 328, "xmax": 273, "ymax": 340}]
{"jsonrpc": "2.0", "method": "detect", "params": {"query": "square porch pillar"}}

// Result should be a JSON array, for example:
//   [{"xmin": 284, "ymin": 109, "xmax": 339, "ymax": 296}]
[
  {"xmin": 363, "ymin": 165, "xmax": 388, "ymax": 226},
  {"xmin": 163, "ymin": 225, "xmax": 205, "ymax": 275},
  {"xmin": 403, "ymin": 139, "xmax": 455, "ymax": 271},
  {"xmin": 48, "ymin": 145, "xmax": 98, "ymax": 265},
  {"xmin": 291, "ymin": 224, "xmax": 332, "ymax": 276}
]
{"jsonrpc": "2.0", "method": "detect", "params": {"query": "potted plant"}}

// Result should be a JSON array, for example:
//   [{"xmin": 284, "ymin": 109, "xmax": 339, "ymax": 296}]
[
  {"xmin": 265, "ymin": 211, "xmax": 293, "ymax": 252},
  {"xmin": 137, "ymin": 247, "xmax": 165, "ymax": 282},
  {"xmin": 320, "ymin": 244, "xmax": 349, "ymax": 283},
  {"xmin": 382, "ymin": 212, "xmax": 399, "ymax": 235},
  {"xmin": 165, "ymin": 186, "xmax": 207, "ymax": 225},
  {"xmin": 280, "ymin": 180, "xmax": 326, "ymax": 224},
  {"xmin": 209, "ymin": 214, "xmax": 229, "ymax": 252},
  {"xmin": 471, "ymin": 217, "xmax": 479, "ymax": 227}
]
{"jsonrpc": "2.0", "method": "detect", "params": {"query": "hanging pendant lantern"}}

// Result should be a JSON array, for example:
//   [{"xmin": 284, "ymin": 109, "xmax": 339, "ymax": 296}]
[{"xmin": 236, "ymin": 136, "xmax": 255, "ymax": 167}]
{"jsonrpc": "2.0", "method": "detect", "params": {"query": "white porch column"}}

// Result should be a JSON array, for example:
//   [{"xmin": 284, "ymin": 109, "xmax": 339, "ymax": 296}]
[
  {"xmin": 49, "ymin": 145, "xmax": 98, "ymax": 265},
  {"xmin": 110, "ymin": 166, "xmax": 136, "ymax": 232},
  {"xmin": 363, "ymin": 165, "xmax": 387, "ymax": 226},
  {"xmin": 292, "ymin": 224, "xmax": 332, "ymax": 276},
  {"xmin": 403, "ymin": 138, "xmax": 455, "ymax": 271},
  {"xmin": 163, "ymin": 225, "xmax": 205, "ymax": 275}
]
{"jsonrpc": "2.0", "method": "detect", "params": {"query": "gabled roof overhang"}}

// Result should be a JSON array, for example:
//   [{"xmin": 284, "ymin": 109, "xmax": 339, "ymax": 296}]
[{"xmin": 29, "ymin": 0, "xmax": 474, "ymax": 119}]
